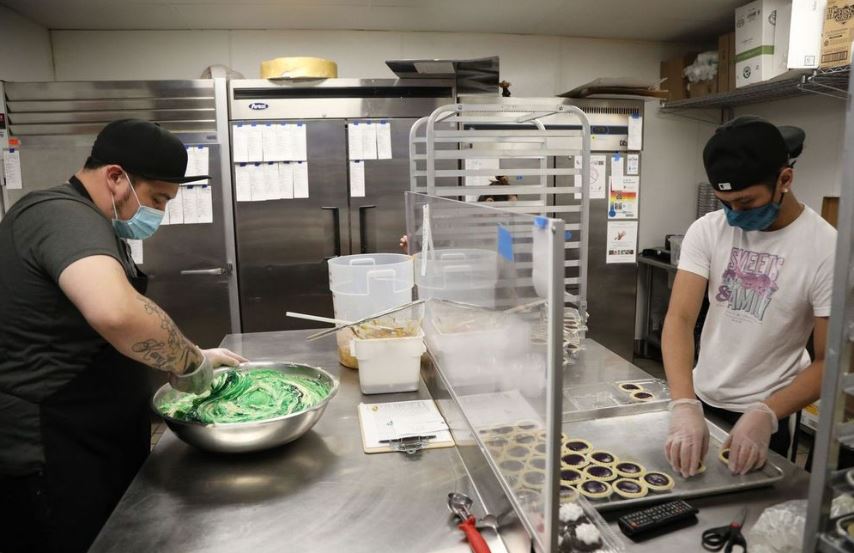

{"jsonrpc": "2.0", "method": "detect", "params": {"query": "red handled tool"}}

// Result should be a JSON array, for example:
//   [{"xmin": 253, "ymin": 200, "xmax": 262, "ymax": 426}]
[{"xmin": 448, "ymin": 492, "xmax": 492, "ymax": 553}]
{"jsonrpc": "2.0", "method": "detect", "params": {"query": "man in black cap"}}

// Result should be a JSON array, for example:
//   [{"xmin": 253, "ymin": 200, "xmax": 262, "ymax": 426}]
[
  {"xmin": 661, "ymin": 116, "xmax": 835, "ymax": 478},
  {"xmin": 0, "ymin": 119, "xmax": 246, "ymax": 553}
]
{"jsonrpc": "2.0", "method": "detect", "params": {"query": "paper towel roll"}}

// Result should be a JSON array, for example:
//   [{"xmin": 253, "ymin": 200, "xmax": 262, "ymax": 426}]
[{"xmin": 261, "ymin": 57, "xmax": 338, "ymax": 79}]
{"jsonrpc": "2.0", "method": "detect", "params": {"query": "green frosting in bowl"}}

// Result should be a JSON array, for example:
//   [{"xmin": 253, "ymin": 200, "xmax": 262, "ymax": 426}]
[{"xmin": 159, "ymin": 368, "xmax": 331, "ymax": 424}]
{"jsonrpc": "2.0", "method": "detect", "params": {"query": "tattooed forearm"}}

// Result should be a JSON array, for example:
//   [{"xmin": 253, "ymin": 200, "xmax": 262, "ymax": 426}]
[{"xmin": 130, "ymin": 294, "xmax": 203, "ymax": 373}]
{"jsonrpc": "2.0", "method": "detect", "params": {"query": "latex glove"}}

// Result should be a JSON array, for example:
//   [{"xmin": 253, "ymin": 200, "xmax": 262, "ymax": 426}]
[
  {"xmin": 169, "ymin": 348, "xmax": 247, "ymax": 394},
  {"xmin": 201, "ymin": 347, "xmax": 248, "ymax": 368},
  {"xmin": 723, "ymin": 402, "xmax": 777, "ymax": 475},
  {"xmin": 664, "ymin": 398, "xmax": 710, "ymax": 478}
]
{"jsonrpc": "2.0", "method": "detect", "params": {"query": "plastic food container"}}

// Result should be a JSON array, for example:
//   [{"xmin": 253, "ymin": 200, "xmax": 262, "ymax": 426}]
[
  {"xmin": 413, "ymin": 249, "xmax": 498, "ymax": 308},
  {"xmin": 350, "ymin": 330, "xmax": 426, "ymax": 394},
  {"xmin": 328, "ymin": 253, "xmax": 414, "ymax": 368}
]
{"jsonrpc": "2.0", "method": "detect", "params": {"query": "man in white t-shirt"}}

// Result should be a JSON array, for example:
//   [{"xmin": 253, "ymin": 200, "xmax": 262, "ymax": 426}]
[{"xmin": 662, "ymin": 116, "xmax": 835, "ymax": 478}]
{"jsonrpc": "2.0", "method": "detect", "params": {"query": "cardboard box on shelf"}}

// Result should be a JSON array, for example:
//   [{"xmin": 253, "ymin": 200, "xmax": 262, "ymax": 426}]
[
  {"xmin": 718, "ymin": 33, "xmax": 732, "ymax": 91},
  {"xmin": 729, "ymin": 32, "xmax": 737, "ymax": 87},
  {"xmin": 821, "ymin": 0, "xmax": 854, "ymax": 69},
  {"xmin": 660, "ymin": 54, "xmax": 696, "ymax": 101},
  {"xmin": 735, "ymin": 0, "xmax": 788, "ymax": 87},
  {"xmin": 688, "ymin": 79, "xmax": 719, "ymax": 98},
  {"xmin": 785, "ymin": 0, "xmax": 828, "ymax": 69}
]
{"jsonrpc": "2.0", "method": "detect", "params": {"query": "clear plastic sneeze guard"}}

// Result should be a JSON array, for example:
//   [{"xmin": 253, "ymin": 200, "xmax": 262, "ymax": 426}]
[{"xmin": 406, "ymin": 192, "xmax": 566, "ymax": 553}]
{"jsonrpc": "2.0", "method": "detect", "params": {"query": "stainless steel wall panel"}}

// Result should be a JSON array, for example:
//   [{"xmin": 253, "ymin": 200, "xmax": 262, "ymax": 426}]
[{"xmin": 4, "ymin": 80, "xmax": 214, "ymax": 101}]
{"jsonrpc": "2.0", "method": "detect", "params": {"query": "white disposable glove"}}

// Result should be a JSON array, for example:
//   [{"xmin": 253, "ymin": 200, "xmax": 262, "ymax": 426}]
[
  {"xmin": 169, "ymin": 348, "xmax": 247, "ymax": 394},
  {"xmin": 201, "ymin": 348, "xmax": 248, "ymax": 368},
  {"xmin": 723, "ymin": 402, "xmax": 777, "ymax": 475},
  {"xmin": 664, "ymin": 398, "xmax": 710, "ymax": 478}
]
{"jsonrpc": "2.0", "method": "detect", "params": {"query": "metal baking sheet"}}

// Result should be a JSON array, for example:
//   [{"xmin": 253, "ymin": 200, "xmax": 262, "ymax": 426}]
[{"xmin": 562, "ymin": 402, "xmax": 785, "ymax": 511}]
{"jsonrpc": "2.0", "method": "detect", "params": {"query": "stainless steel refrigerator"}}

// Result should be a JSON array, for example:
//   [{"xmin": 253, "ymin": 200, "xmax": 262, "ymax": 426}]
[
  {"xmin": 0, "ymin": 79, "xmax": 240, "ymax": 348},
  {"xmin": 227, "ymin": 78, "xmax": 454, "ymax": 332}
]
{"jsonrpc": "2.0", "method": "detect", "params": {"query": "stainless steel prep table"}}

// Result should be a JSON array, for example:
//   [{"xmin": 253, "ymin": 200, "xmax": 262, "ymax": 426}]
[
  {"xmin": 89, "ymin": 329, "xmax": 513, "ymax": 553},
  {"xmin": 89, "ymin": 330, "xmax": 810, "ymax": 553}
]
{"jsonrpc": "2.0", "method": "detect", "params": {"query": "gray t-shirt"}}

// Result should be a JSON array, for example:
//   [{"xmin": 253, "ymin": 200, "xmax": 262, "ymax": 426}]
[{"xmin": 0, "ymin": 178, "xmax": 136, "ymax": 475}]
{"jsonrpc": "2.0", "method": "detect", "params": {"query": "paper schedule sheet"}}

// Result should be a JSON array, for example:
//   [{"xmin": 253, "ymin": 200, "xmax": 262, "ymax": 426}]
[
  {"xmin": 262, "ymin": 162, "xmax": 279, "ymax": 200},
  {"xmin": 361, "ymin": 121, "xmax": 378, "ymax": 160},
  {"xmin": 2, "ymin": 148, "xmax": 22, "ymax": 189},
  {"xmin": 357, "ymin": 400, "xmax": 453, "ymax": 452},
  {"xmin": 232, "ymin": 124, "xmax": 249, "ymax": 163},
  {"xmin": 185, "ymin": 146, "xmax": 209, "ymax": 183},
  {"xmin": 628, "ymin": 113, "xmax": 643, "ymax": 150},
  {"xmin": 167, "ymin": 188, "xmax": 185, "ymax": 224},
  {"xmin": 197, "ymin": 186, "xmax": 213, "ymax": 223},
  {"xmin": 348, "ymin": 122, "xmax": 365, "ymax": 160},
  {"xmin": 293, "ymin": 162, "xmax": 309, "ymax": 199},
  {"xmin": 235, "ymin": 163, "xmax": 252, "ymax": 202},
  {"xmin": 376, "ymin": 121, "xmax": 392, "ymax": 159},
  {"xmin": 349, "ymin": 160, "xmax": 365, "ymax": 197},
  {"xmin": 246, "ymin": 124, "xmax": 264, "ymax": 162},
  {"xmin": 248, "ymin": 163, "xmax": 265, "ymax": 201}
]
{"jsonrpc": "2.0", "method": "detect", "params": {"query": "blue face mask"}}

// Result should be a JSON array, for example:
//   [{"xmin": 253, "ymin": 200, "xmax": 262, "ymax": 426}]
[
  {"xmin": 722, "ymin": 192, "xmax": 783, "ymax": 231},
  {"xmin": 111, "ymin": 172, "xmax": 165, "ymax": 240}
]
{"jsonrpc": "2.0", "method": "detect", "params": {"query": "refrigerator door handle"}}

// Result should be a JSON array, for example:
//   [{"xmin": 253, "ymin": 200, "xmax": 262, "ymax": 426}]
[
  {"xmin": 321, "ymin": 206, "xmax": 342, "ymax": 258},
  {"xmin": 358, "ymin": 205, "xmax": 377, "ymax": 254},
  {"xmin": 180, "ymin": 263, "xmax": 233, "ymax": 276}
]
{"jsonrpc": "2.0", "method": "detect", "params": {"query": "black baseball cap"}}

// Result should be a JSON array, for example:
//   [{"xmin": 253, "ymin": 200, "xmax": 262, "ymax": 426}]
[
  {"xmin": 89, "ymin": 119, "xmax": 209, "ymax": 184},
  {"xmin": 703, "ymin": 116, "xmax": 805, "ymax": 192}
]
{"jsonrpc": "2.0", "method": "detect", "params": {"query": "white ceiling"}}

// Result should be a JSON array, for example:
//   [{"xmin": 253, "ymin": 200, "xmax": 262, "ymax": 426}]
[{"xmin": 0, "ymin": 0, "xmax": 742, "ymax": 42}]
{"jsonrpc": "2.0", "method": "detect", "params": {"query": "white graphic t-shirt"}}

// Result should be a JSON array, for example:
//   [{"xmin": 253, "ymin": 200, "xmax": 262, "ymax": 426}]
[{"xmin": 678, "ymin": 206, "xmax": 836, "ymax": 412}]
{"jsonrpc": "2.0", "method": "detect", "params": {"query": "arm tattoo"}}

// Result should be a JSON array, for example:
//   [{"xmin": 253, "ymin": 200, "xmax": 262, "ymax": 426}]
[{"xmin": 131, "ymin": 294, "xmax": 202, "ymax": 373}]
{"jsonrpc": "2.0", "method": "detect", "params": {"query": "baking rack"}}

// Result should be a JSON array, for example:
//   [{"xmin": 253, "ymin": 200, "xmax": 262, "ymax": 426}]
[
  {"xmin": 408, "ymin": 101, "xmax": 592, "ymax": 319},
  {"xmin": 803, "ymin": 67, "xmax": 854, "ymax": 553}
]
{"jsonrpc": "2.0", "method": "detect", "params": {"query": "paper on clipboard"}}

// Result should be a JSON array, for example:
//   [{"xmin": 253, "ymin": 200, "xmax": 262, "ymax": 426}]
[{"xmin": 358, "ymin": 400, "xmax": 454, "ymax": 454}]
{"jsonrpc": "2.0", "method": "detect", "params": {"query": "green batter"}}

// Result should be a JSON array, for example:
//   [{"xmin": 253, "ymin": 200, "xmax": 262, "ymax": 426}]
[{"xmin": 159, "ymin": 368, "xmax": 330, "ymax": 424}]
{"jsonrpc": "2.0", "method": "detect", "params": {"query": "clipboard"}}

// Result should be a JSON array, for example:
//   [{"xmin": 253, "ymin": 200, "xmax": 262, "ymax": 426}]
[{"xmin": 358, "ymin": 400, "xmax": 455, "ymax": 454}]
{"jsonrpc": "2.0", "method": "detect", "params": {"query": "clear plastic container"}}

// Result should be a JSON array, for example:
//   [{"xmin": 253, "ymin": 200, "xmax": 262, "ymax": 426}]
[
  {"xmin": 328, "ymin": 254, "xmax": 414, "ymax": 368},
  {"xmin": 413, "ymin": 249, "xmax": 498, "ymax": 307}
]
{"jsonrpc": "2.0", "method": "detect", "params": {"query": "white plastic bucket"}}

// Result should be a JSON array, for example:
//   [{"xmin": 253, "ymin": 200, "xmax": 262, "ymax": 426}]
[{"xmin": 350, "ymin": 330, "xmax": 426, "ymax": 394}]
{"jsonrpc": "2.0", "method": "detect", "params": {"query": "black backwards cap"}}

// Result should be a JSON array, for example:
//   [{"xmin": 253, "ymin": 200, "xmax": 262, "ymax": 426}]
[
  {"xmin": 703, "ymin": 115, "xmax": 805, "ymax": 192},
  {"xmin": 89, "ymin": 119, "xmax": 209, "ymax": 184}
]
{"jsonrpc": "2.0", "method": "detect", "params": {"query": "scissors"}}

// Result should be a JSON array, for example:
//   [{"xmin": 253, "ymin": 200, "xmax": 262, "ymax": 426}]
[{"xmin": 702, "ymin": 507, "xmax": 748, "ymax": 552}]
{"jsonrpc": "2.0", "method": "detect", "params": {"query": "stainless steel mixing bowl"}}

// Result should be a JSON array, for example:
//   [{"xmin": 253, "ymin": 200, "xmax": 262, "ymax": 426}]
[{"xmin": 152, "ymin": 362, "xmax": 339, "ymax": 453}]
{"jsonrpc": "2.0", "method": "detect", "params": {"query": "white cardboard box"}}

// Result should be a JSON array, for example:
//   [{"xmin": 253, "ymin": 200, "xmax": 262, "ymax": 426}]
[
  {"xmin": 785, "ymin": 0, "xmax": 827, "ymax": 68},
  {"xmin": 735, "ymin": 0, "xmax": 788, "ymax": 87}
]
